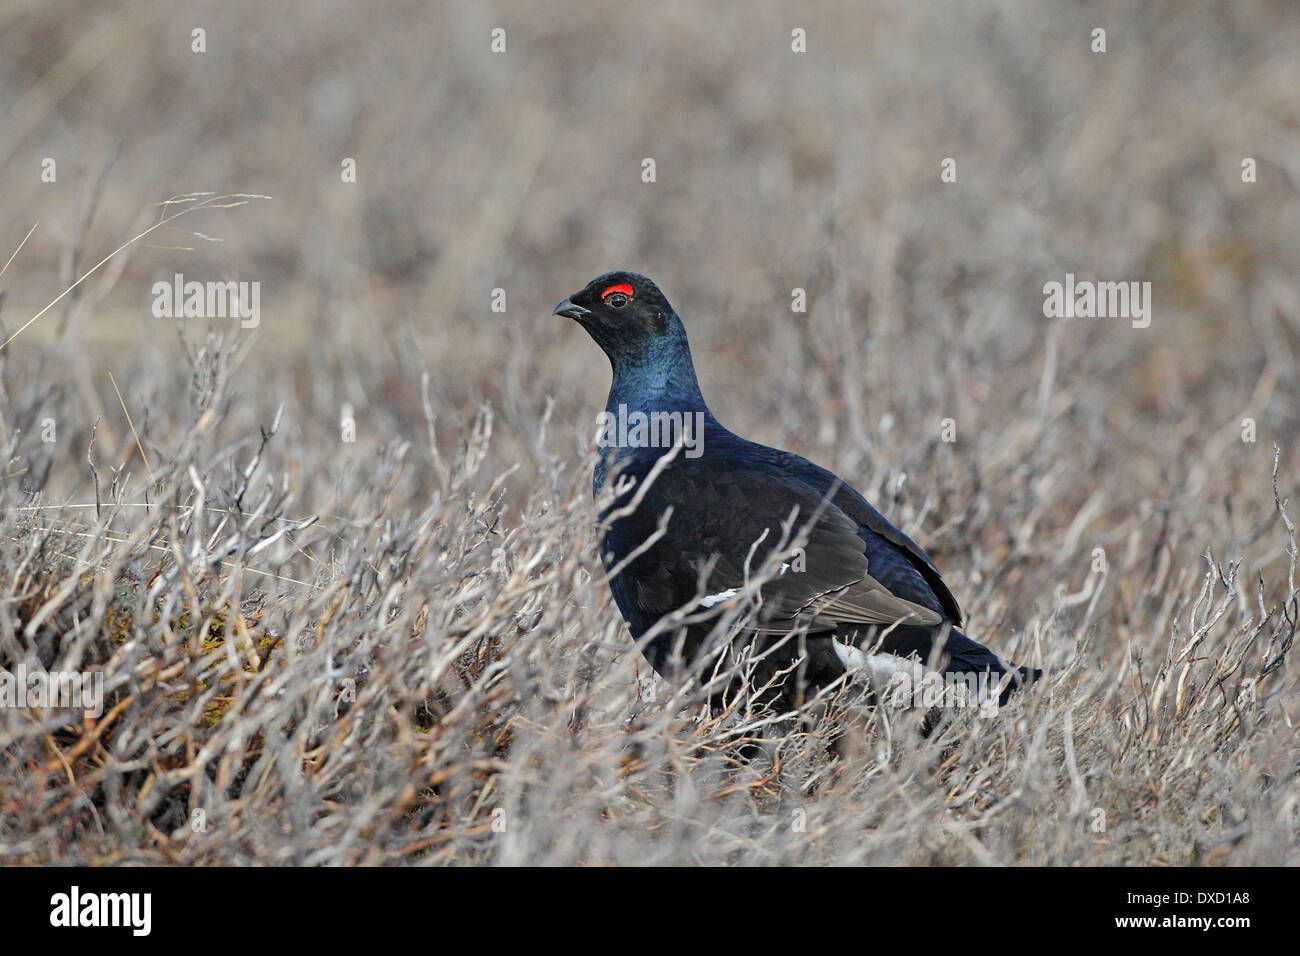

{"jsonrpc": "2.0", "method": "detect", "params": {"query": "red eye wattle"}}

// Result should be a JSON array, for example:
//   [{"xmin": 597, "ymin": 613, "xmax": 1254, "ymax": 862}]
[{"xmin": 601, "ymin": 283, "xmax": 634, "ymax": 301}]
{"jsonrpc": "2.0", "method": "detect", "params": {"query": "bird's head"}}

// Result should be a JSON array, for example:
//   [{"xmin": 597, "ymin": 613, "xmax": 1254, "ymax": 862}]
[{"xmin": 553, "ymin": 271, "xmax": 678, "ymax": 360}]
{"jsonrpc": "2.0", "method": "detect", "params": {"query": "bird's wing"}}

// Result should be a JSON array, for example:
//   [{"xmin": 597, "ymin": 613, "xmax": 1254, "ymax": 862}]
[
  {"xmin": 765, "ymin": 448, "xmax": 964, "ymax": 625},
  {"xmin": 604, "ymin": 457, "xmax": 944, "ymax": 634}
]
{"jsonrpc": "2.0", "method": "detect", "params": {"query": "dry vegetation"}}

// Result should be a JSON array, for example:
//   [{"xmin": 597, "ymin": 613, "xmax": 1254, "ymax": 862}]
[{"xmin": 1, "ymin": 1, "xmax": 1298, "ymax": 865}]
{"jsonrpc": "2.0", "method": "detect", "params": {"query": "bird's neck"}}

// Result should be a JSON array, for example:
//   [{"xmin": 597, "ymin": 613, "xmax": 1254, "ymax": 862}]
[
  {"xmin": 594, "ymin": 327, "xmax": 717, "ymax": 494},
  {"xmin": 605, "ymin": 327, "xmax": 709, "ymax": 417}
]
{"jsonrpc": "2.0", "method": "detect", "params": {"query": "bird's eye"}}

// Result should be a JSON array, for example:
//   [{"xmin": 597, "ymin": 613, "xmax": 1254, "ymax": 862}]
[{"xmin": 599, "ymin": 282, "xmax": 634, "ymax": 308}]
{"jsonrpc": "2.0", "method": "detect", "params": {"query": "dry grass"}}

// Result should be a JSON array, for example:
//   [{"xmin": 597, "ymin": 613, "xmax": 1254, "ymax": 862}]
[
  {"xmin": 1, "ymin": 0, "xmax": 1298, "ymax": 865},
  {"xmin": 1, "ymin": 334, "xmax": 1295, "ymax": 865}
]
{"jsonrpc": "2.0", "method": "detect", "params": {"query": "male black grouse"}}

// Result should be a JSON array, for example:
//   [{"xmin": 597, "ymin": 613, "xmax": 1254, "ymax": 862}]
[{"xmin": 555, "ymin": 271, "xmax": 1039, "ymax": 712}]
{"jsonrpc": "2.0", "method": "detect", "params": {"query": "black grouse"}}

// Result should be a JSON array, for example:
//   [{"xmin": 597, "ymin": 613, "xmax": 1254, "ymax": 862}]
[{"xmin": 555, "ymin": 271, "xmax": 1039, "ymax": 713}]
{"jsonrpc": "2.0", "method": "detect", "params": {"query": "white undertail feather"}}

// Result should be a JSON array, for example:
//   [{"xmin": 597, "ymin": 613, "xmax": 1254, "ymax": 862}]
[{"xmin": 831, "ymin": 638, "xmax": 920, "ymax": 688}]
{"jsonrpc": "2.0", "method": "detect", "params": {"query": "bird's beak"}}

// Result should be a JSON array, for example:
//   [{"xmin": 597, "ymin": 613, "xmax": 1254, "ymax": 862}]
[{"xmin": 553, "ymin": 297, "xmax": 591, "ymax": 320}]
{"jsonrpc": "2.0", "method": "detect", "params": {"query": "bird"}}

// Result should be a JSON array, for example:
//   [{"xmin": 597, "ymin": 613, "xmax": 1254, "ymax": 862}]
[{"xmin": 555, "ymin": 271, "xmax": 1040, "ymax": 715}]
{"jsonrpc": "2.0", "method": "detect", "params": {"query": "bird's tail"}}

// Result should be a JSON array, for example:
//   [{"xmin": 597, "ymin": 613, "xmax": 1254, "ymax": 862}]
[{"xmin": 875, "ymin": 623, "xmax": 1041, "ymax": 706}]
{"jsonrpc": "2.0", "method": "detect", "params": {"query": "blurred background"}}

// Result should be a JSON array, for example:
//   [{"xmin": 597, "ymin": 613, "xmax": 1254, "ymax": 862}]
[{"xmin": 2, "ymin": 0, "xmax": 1298, "ymax": 629}]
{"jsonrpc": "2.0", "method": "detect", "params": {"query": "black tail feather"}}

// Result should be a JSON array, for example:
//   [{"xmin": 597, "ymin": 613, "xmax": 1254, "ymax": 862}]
[{"xmin": 874, "ymin": 623, "xmax": 1042, "ymax": 705}]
